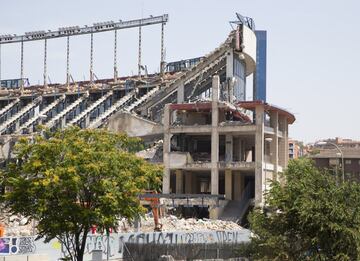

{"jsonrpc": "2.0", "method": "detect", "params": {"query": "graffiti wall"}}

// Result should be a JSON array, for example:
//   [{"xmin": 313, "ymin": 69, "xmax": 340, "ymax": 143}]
[
  {"xmin": 0, "ymin": 230, "xmax": 251, "ymax": 261},
  {"xmin": 0, "ymin": 237, "xmax": 36, "ymax": 255}
]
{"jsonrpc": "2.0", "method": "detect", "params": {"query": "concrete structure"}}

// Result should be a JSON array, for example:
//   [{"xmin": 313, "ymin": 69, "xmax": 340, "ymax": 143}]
[
  {"xmin": 162, "ymin": 79, "xmax": 294, "ymax": 219},
  {"xmin": 0, "ymin": 14, "xmax": 295, "ymax": 222}
]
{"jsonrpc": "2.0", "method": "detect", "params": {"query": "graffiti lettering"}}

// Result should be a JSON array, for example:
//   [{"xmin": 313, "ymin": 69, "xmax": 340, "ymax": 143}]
[
  {"xmin": 17, "ymin": 237, "xmax": 36, "ymax": 254},
  {"xmin": 0, "ymin": 230, "xmax": 250, "ymax": 260},
  {"xmin": 0, "ymin": 237, "xmax": 36, "ymax": 255}
]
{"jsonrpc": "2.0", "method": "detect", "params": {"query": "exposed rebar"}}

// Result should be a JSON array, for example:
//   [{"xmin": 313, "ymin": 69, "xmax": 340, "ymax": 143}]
[
  {"xmin": 66, "ymin": 36, "xmax": 70, "ymax": 87},
  {"xmin": 90, "ymin": 33, "xmax": 94, "ymax": 84},
  {"xmin": 20, "ymin": 40, "xmax": 24, "ymax": 90},
  {"xmin": 43, "ymin": 38, "xmax": 48, "ymax": 87},
  {"xmin": 114, "ymin": 30, "xmax": 118, "ymax": 82},
  {"xmin": 138, "ymin": 25, "xmax": 142, "ymax": 78},
  {"xmin": 160, "ymin": 22, "xmax": 165, "ymax": 75}
]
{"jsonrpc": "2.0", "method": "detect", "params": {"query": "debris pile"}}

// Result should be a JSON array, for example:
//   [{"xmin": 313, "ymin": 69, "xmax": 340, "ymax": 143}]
[
  {"xmin": 136, "ymin": 140, "xmax": 163, "ymax": 163},
  {"xmin": 118, "ymin": 215, "xmax": 243, "ymax": 233},
  {"xmin": 0, "ymin": 213, "xmax": 34, "ymax": 236}
]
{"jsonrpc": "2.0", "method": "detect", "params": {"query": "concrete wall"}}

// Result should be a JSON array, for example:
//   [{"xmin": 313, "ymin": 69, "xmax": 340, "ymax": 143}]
[
  {"xmin": 0, "ymin": 230, "xmax": 250, "ymax": 261},
  {"xmin": 242, "ymin": 26, "xmax": 257, "ymax": 76},
  {"xmin": 125, "ymin": 242, "xmax": 248, "ymax": 261},
  {"xmin": 169, "ymin": 152, "xmax": 193, "ymax": 168},
  {"xmin": 0, "ymin": 255, "xmax": 48, "ymax": 261},
  {"xmin": 106, "ymin": 111, "xmax": 163, "ymax": 138}
]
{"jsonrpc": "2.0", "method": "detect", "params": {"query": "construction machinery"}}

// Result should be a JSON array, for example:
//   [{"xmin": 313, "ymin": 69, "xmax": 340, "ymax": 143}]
[{"xmin": 143, "ymin": 190, "xmax": 163, "ymax": 232}]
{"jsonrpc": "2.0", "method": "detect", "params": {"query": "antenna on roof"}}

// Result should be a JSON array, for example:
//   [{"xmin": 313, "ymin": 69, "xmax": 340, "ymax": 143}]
[{"xmin": 229, "ymin": 13, "xmax": 255, "ymax": 31}]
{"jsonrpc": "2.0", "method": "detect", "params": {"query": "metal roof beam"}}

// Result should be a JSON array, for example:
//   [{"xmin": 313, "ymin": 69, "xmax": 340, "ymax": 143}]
[{"xmin": 0, "ymin": 14, "xmax": 169, "ymax": 44}]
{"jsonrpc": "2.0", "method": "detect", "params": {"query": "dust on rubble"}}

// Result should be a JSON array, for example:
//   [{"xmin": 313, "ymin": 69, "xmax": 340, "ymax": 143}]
[{"xmin": 117, "ymin": 214, "xmax": 243, "ymax": 233}]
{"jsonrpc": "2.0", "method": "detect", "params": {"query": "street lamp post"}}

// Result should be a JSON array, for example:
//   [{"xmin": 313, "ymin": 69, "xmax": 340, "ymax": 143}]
[{"xmin": 316, "ymin": 141, "xmax": 345, "ymax": 182}]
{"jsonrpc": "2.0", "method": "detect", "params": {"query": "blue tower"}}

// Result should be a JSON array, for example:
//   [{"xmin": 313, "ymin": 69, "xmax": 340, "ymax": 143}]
[{"xmin": 254, "ymin": 30, "xmax": 267, "ymax": 101}]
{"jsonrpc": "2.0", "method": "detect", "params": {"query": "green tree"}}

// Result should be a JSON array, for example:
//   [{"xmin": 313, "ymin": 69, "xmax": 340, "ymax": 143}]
[
  {"xmin": 0, "ymin": 127, "xmax": 162, "ymax": 261},
  {"xmin": 242, "ymin": 158, "xmax": 360, "ymax": 261}
]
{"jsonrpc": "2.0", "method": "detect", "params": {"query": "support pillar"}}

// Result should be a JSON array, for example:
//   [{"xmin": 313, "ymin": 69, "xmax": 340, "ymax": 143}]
[
  {"xmin": 210, "ymin": 76, "xmax": 220, "ymax": 219},
  {"xmin": 163, "ymin": 104, "xmax": 171, "ymax": 194},
  {"xmin": 175, "ymin": 170, "xmax": 183, "ymax": 194},
  {"xmin": 225, "ymin": 169, "xmax": 232, "ymax": 200},
  {"xmin": 233, "ymin": 173, "xmax": 244, "ymax": 201},
  {"xmin": 177, "ymin": 82, "xmax": 184, "ymax": 103},
  {"xmin": 85, "ymin": 114, "xmax": 90, "ymax": 128},
  {"xmin": 270, "ymin": 111, "xmax": 279, "ymax": 179},
  {"xmin": 211, "ymin": 75, "xmax": 219, "ymax": 196},
  {"xmin": 225, "ymin": 134, "xmax": 233, "ymax": 162},
  {"xmin": 185, "ymin": 172, "xmax": 193, "ymax": 194},
  {"xmin": 255, "ymin": 105, "xmax": 265, "ymax": 207},
  {"xmin": 278, "ymin": 116, "xmax": 289, "ymax": 171},
  {"xmin": 225, "ymin": 134, "xmax": 233, "ymax": 200},
  {"xmin": 61, "ymin": 117, "xmax": 66, "ymax": 129}
]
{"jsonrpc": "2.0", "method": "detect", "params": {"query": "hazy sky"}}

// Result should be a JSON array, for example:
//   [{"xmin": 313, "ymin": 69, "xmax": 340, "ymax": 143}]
[{"xmin": 0, "ymin": 0, "xmax": 359, "ymax": 143}]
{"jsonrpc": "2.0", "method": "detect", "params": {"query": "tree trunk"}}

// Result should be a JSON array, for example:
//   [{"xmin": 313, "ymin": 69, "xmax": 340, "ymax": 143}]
[{"xmin": 76, "ymin": 228, "xmax": 89, "ymax": 261}]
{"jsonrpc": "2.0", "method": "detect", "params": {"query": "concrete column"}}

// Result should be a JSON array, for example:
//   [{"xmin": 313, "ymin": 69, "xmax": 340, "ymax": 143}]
[
  {"xmin": 270, "ymin": 111, "xmax": 279, "ymax": 177},
  {"xmin": 85, "ymin": 114, "xmax": 90, "ymax": 127},
  {"xmin": 225, "ymin": 169, "xmax": 232, "ymax": 200},
  {"xmin": 185, "ymin": 172, "xmax": 193, "ymax": 194},
  {"xmin": 226, "ymin": 49, "xmax": 234, "ymax": 102},
  {"xmin": 225, "ymin": 134, "xmax": 233, "ymax": 163},
  {"xmin": 211, "ymin": 75, "xmax": 220, "ymax": 195},
  {"xmin": 61, "ymin": 117, "xmax": 66, "ymax": 129},
  {"xmin": 237, "ymin": 138, "xmax": 244, "ymax": 162},
  {"xmin": 163, "ymin": 104, "xmax": 171, "ymax": 194},
  {"xmin": 283, "ymin": 118, "xmax": 289, "ymax": 169},
  {"xmin": 255, "ymin": 105, "xmax": 265, "ymax": 207},
  {"xmin": 175, "ymin": 170, "xmax": 183, "ymax": 194},
  {"xmin": 177, "ymin": 82, "xmax": 185, "ymax": 103},
  {"xmin": 15, "ymin": 120, "xmax": 20, "ymax": 132},
  {"xmin": 226, "ymin": 49, "xmax": 234, "ymax": 79},
  {"xmin": 278, "ymin": 116, "xmax": 288, "ymax": 170},
  {"xmin": 233, "ymin": 173, "xmax": 245, "ymax": 200},
  {"xmin": 210, "ymin": 75, "xmax": 220, "ymax": 219}
]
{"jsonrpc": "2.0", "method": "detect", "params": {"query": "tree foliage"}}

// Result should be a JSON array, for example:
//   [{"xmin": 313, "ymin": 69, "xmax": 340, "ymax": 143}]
[
  {"xmin": 243, "ymin": 158, "xmax": 360, "ymax": 261},
  {"xmin": 0, "ymin": 127, "xmax": 162, "ymax": 261}
]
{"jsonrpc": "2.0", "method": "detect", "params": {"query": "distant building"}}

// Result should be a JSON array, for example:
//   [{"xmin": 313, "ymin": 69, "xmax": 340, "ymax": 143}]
[
  {"xmin": 288, "ymin": 139, "xmax": 304, "ymax": 159},
  {"xmin": 310, "ymin": 149, "xmax": 360, "ymax": 181},
  {"xmin": 309, "ymin": 138, "xmax": 360, "ymax": 181}
]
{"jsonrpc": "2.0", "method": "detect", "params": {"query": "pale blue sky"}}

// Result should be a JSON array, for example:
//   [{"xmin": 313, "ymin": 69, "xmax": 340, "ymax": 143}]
[{"xmin": 0, "ymin": 0, "xmax": 359, "ymax": 142}]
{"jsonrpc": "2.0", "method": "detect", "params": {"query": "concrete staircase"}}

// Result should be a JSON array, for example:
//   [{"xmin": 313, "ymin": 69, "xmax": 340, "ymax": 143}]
[{"xmin": 219, "ymin": 183, "xmax": 253, "ymax": 223}]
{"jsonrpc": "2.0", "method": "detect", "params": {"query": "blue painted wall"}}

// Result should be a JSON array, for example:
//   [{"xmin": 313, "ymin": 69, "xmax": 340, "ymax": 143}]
[{"xmin": 254, "ymin": 30, "xmax": 267, "ymax": 101}]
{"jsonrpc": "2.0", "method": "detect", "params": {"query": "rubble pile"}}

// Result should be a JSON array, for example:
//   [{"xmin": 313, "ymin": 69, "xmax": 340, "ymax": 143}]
[
  {"xmin": 0, "ymin": 213, "xmax": 34, "ymax": 236},
  {"xmin": 136, "ymin": 140, "xmax": 163, "ymax": 163},
  {"xmin": 118, "ymin": 215, "xmax": 243, "ymax": 233}
]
